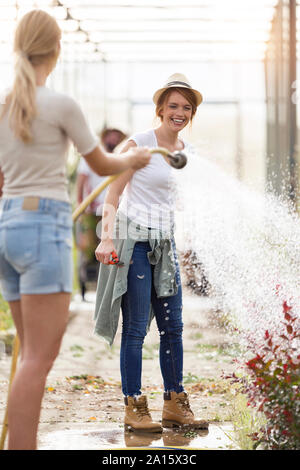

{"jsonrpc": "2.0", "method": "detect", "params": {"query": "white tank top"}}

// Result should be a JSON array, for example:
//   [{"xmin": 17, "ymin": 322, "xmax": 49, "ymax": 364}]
[{"xmin": 118, "ymin": 128, "xmax": 187, "ymax": 232}]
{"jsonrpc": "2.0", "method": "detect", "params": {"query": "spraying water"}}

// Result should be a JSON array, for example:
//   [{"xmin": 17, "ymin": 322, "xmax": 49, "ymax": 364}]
[{"xmin": 173, "ymin": 150, "xmax": 300, "ymax": 351}]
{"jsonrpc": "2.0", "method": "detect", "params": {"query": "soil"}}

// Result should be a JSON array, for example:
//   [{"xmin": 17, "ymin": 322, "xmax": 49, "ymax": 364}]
[{"xmin": 0, "ymin": 288, "xmax": 239, "ymax": 450}]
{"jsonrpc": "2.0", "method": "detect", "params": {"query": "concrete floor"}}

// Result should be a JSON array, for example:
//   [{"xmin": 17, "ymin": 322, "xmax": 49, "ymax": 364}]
[{"xmin": 0, "ymin": 289, "xmax": 239, "ymax": 450}]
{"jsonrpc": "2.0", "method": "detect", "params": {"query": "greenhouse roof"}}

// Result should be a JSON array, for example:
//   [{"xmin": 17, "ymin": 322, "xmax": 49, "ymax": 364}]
[{"xmin": 0, "ymin": 0, "xmax": 279, "ymax": 63}]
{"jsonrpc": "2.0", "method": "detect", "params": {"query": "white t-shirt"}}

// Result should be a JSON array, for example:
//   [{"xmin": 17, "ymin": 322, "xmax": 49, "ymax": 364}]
[
  {"xmin": 118, "ymin": 128, "xmax": 189, "ymax": 232},
  {"xmin": 77, "ymin": 158, "xmax": 108, "ymax": 215},
  {"xmin": 0, "ymin": 86, "xmax": 99, "ymax": 202}
]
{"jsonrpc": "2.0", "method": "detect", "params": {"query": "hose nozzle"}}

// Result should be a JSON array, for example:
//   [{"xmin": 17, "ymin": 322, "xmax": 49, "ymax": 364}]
[
  {"xmin": 167, "ymin": 150, "xmax": 187, "ymax": 169},
  {"xmin": 151, "ymin": 147, "xmax": 188, "ymax": 169}
]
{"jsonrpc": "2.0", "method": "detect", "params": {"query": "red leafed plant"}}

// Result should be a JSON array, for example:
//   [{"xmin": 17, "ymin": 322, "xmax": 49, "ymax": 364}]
[{"xmin": 227, "ymin": 301, "xmax": 300, "ymax": 450}]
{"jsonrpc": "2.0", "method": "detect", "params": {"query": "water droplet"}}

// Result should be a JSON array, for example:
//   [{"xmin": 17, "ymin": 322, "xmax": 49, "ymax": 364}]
[
  {"xmin": 166, "ymin": 350, "xmax": 170, "ymax": 354},
  {"xmin": 160, "ymin": 331, "xmax": 165, "ymax": 335},
  {"xmin": 164, "ymin": 303, "xmax": 168, "ymax": 307},
  {"xmin": 165, "ymin": 317, "xmax": 169, "ymax": 321}
]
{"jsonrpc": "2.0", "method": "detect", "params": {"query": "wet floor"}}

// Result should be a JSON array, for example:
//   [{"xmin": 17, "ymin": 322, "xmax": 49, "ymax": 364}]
[
  {"xmin": 0, "ymin": 291, "xmax": 239, "ymax": 451},
  {"xmin": 38, "ymin": 423, "xmax": 237, "ymax": 450}
]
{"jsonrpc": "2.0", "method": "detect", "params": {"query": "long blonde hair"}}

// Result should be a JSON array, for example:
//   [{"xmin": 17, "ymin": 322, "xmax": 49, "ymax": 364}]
[{"xmin": 1, "ymin": 10, "xmax": 61, "ymax": 143}]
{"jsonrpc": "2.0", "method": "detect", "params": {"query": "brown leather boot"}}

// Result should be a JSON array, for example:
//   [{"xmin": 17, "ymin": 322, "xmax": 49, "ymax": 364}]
[
  {"xmin": 162, "ymin": 391, "xmax": 209, "ymax": 430},
  {"xmin": 124, "ymin": 395, "xmax": 163, "ymax": 433}
]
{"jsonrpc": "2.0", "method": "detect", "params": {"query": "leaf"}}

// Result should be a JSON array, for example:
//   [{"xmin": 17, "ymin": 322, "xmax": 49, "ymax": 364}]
[
  {"xmin": 280, "ymin": 335, "xmax": 288, "ymax": 341},
  {"xmin": 283, "ymin": 301, "xmax": 292, "ymax": 314},
  {"xmin": 286, "ymin": 324, "xmax": 293, "ymax": 335}
]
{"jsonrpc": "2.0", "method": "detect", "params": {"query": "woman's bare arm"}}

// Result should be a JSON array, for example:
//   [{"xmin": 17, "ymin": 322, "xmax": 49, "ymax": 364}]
[
  {"xmin": 83, "ymin": 143, "xmax": 149, "ymax": 177},
  {"xmin": 77, "ymin": 173, "xmax": 88, "ymax": 205},
  {"xmin": 95, "ymin": 141, "xmax": 137, "ymax": 264}
]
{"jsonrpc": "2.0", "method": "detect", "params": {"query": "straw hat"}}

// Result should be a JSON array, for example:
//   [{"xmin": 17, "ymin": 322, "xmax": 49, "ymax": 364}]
[{"xmin": 152, "ymin": 73, "xmax": 203, "ymax": 106}]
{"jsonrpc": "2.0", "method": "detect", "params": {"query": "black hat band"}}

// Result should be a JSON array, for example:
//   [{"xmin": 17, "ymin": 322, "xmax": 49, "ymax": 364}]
[{"xmin": 166, "ymin": 81, "xmax": 192, "ymax": 88}]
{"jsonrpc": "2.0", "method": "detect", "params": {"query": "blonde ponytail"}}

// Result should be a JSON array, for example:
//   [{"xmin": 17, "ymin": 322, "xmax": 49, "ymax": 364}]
[
  {"xmin": 6, "ymin": 52, "xmax": 37, "ymax": 143},
  {"xmin": 1, "ymin": 10, "xmax": 61, "ymax": 143}
]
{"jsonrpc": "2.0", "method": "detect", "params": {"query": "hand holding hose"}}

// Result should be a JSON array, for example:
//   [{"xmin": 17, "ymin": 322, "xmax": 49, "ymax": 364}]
[
  {"xmin": 126, "ymin": 146, "xmax": 188, "ymax": 171},
  {"xmin": 127, "ymin": 146, "xmax": 152, "ymax": 170}
]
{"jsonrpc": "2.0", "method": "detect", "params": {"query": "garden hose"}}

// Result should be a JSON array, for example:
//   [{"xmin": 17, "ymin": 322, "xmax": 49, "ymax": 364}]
[{"xmin": 0, "ymin": 335, "xmax": 20, "ymax": 450}]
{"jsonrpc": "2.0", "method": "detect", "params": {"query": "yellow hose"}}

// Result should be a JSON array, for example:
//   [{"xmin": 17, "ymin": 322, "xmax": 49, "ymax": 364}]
[
  {"xmin": 0, "ymin": 147, "xmax": 170, "ymax": 449},
  {"xmin": 0, "ymin": 335, "xmax": 20, "ymax": 450},
  {"xmin": 72, "ymin": 173, "xmax": 121, "ymax": 222}
]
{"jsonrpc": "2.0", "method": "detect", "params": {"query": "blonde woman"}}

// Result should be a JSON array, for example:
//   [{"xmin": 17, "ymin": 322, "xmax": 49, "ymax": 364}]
[
  {"xmin": 0, "ymin": 10, "xmax": 150, "ymax": 450},
  {"xmin": 94, "ymin": 74, "xmax": 209, "ymax": 433}
]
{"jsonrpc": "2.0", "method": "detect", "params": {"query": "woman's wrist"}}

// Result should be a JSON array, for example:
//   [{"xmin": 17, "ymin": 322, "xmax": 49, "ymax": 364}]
[{"xmin": 100, "ymin": 236, "xmax": 113, "ymax": 243}]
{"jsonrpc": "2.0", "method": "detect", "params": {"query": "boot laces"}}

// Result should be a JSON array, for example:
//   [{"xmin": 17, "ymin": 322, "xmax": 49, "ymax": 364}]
[
  {"xmin": 176, "ymin": 395, "xmax": 192, "ymax": 415},
  {"xmin": 135, "ymin": 400, "xmax": 151, "ymax": 417}
]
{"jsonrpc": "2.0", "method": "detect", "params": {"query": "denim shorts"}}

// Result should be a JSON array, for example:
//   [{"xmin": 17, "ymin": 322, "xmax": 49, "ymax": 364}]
[{"xmin": 0, "ymin": 197, "xmax": 73, "ymax": 301}]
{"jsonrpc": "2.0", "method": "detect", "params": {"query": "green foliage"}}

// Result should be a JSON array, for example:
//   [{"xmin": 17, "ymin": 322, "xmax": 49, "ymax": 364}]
[
  {"xmin": 226, "ymin": 301, "xmax": 300, "ymax": 450},
  {"xmin": 229, "ymin": 393, "xmax": 266, "ymax": 450},
  {"xmin": 183, "ymin": 372, "xmax": 201, "ymax": 384},
  {"xmin": 0, "ymin": 293, "xmax": 13, "ymax": 330}
]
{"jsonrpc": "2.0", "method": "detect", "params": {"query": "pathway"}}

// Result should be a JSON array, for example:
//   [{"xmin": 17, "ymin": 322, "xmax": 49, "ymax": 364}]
[{"xmin": 0, "ymin": 289, "xmax": 239, "ymax": 450}]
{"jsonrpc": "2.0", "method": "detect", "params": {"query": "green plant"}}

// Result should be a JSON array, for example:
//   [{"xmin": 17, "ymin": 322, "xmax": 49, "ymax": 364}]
[
  {"xmin": 226, "ymin": 301, "xmax": 300, "ymax": 450},
  {"xmin": 183, "ymin": 430, "xmax": 198, "ymax": 438},
  {"xmin": 183, "ymin": 372, "xmax": 201, "ymax": 384},
  {"xmin": 229, "ymin": 392, "xmax": 266, "ymax": 450},
  {"xmin": 70, "ymin": 344, "xmax": 84, "ymax": 352},
  {"xmin": 72, "ymin": 238, "xmax": 79, "ymax": 294},
  {"xmin": 0, "ymin": 294, "xmax": 13, "ymax": 330},
  {"xmin": 72, "ymin": 384, "xmax": 84, "ymax": 391}
]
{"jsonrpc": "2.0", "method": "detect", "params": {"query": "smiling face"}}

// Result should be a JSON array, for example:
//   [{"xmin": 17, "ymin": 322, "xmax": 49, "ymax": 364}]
[{"xmin": 157, "ymin": 88, "xmax": 196, "ymax": 133}]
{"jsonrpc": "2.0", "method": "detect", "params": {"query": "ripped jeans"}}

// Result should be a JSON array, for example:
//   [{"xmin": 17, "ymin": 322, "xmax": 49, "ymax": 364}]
[{"xmin": 120, "ymin": 241, "xmax": 184, "ymax": 396}]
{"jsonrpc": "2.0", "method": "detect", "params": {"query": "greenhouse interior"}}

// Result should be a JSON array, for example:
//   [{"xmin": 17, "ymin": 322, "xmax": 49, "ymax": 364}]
[{"xmin": 0, "ymin": 0, "xmax": 299, "ymax": 453}]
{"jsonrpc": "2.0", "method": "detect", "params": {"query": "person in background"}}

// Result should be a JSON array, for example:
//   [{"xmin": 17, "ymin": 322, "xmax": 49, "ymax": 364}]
[
  {"xmin": 0, "ymin": 10, "xmax": 150, "ymax": 450},
  {"xmin": 76, "ymin": 128, "xmax": 127, "ymax": 300}
]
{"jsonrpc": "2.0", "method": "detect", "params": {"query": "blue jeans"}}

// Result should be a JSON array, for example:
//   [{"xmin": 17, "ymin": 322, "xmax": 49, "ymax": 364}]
[{"xmin": 120, "ymin": 241, "xmax": 184, "ymax": 396}]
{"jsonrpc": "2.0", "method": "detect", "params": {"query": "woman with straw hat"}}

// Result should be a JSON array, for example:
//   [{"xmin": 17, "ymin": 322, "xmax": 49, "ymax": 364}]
[
  {"xmin": 0, "ymin": 9, "xmax": 151, "ymax": 450},
  {"xmin": 94, "ymin": 73, "xmax": 209, "ymax": 433}
]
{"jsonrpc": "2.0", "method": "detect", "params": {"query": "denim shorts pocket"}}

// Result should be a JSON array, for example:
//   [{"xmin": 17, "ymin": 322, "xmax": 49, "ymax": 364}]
[
  {"xmin": 55, "ymin": 212, "xmax": 73, "ymax": 248},
  {"xmin": 5, "ymin": 225, "xmax": 40, "ymax": 272},
  {"xmin": 56, "ymin": 211, "xmax": 72, "ymax": 229}
]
